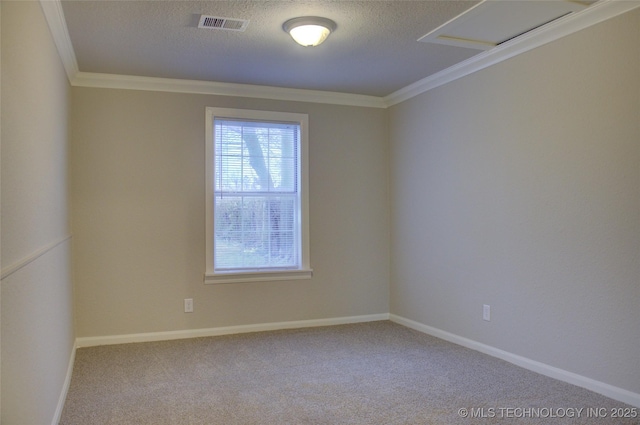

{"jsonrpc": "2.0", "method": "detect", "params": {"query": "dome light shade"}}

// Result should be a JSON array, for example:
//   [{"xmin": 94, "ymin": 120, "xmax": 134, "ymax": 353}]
[
  {"xmin": 289, "ymin": 25, "xmax": 330, "ymax": 47},
  {"xmin": 283, "ymin": 17, "xmax": 336, "ymax": 47}
]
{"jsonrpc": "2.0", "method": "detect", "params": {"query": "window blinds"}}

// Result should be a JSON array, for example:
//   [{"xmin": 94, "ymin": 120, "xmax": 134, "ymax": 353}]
[{"xmin": 213, "ymin": 118, "xmax": 300, "ymax": 271}]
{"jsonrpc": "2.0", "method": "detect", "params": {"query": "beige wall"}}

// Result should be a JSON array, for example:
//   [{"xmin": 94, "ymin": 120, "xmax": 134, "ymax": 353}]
[
  {"xmin": 1, "ymin": 1, "xmax": 75, "ymax": 424},
  {"xmin": 389, "ymin": 9, "xmax": 640, "ymax": 394},
  {"xmin": 71, "ymin": 89, "xmax": 389, "ymax": 337}
]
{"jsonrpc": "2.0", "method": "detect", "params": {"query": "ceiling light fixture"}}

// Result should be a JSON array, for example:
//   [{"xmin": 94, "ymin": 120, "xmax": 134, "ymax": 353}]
[{"xmin": 283, "ymin": 17, "xmax": 336, "ymax": 47}]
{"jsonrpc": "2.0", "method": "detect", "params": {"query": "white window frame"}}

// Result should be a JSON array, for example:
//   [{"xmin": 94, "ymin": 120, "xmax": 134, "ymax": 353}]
[{"xmin": 205, "ymin": 107, "xmax": 312, "ymax": 284}]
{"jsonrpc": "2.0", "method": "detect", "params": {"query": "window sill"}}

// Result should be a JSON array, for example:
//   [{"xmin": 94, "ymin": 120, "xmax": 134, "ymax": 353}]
[{"xmin": 204, "ymin": 268, "xmax": 313, "ymax": 284}]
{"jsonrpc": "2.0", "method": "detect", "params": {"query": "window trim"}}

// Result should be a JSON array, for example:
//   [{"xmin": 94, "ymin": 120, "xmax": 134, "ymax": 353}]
[{"xmin": 204, "ymin": 107, "xmax": 312, "ymax": 284}]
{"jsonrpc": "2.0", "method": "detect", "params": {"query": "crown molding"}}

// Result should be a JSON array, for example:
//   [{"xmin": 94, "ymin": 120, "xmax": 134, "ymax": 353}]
[
  {"xmin": 39, "ymin": 0, "xmax": 78, "ymax": 82},
  {"xmin": 71, "ymin": 72, "xmax": 388, "ymax": 108},
  {"xmin": 41, "ymin": 0, "xmax": 638, "ymax": 109},
  {"xmin": 384, "ymin": 0, "xmax": 640, "ymax": 107}
]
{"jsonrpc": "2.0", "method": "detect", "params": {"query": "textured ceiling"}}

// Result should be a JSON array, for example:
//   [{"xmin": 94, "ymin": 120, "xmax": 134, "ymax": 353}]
[{"xmin": 61, "ymin": 0, "xmax": 484, "ymax": 97}]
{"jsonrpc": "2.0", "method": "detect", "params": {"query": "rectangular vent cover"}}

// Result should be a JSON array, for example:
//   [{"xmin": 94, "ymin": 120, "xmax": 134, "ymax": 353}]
[{"xmin": 198, "ymin": 15, "xmax": 249, "ymax": 32}]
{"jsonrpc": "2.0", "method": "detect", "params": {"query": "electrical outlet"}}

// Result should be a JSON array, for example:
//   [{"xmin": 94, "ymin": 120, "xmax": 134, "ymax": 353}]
[
  {"xmin": 483, "ymin": 304, "xmax": 491, "ymax": 321},
  {"xmin": 184, "ymin": 298, "xmax": 194, "ymax": 313}
]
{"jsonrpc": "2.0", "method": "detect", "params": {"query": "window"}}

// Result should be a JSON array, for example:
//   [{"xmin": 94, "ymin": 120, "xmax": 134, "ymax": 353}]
[{"xmin": 205, "ymin": 108, "xmax": 311, "ymax": 284}]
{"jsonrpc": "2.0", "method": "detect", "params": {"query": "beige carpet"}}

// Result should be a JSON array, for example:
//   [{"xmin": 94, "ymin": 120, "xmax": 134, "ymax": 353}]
[{"xmin": 60, "ymin": 321, "xmax": 638, "ymax": 424}]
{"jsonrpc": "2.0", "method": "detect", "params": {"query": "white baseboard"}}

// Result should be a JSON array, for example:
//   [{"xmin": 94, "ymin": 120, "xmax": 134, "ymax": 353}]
[
  {"xmin": 75, "ymin": 313, "xmax": 390, "ymax": 348},
  {"xmin": 389, "ymin": 314, "xmax": 640, "ymax": 408},
  {"xmin": 52, "ymin": 341, "xmax": 77, "ymax": 425}
]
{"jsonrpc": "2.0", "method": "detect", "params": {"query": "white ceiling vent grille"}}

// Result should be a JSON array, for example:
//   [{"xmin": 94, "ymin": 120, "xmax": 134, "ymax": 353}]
[
  {"xmin": 198, "ymin": 15, "xmax": 249, "ymax": 32},
  {"xmin": 418, "ymin": 0, "xmax": 595, "ymax": 51}
]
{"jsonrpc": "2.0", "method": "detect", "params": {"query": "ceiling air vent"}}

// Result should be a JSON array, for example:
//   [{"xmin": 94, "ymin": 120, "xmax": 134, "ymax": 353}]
[{"xmin": 198, "ymin": 15, "xmax": 249, "ymax": 32}]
